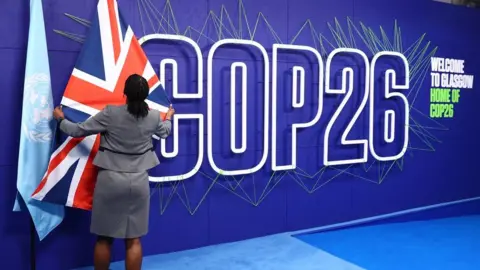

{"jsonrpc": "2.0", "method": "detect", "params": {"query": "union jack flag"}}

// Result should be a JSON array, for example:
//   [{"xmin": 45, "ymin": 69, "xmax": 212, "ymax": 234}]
[{"xmin": 31, "ymin": 0, "xmax": 170, "ymax": 210}]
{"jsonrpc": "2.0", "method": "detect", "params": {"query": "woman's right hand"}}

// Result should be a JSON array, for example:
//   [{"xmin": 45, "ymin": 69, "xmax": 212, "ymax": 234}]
[
  {"xmin": 53, "ymin": 105, "xmax": 65, "ymax": 121},
  {"xmin": 166, "ymin": 105, "xmax": 175, "ymax": 120}
]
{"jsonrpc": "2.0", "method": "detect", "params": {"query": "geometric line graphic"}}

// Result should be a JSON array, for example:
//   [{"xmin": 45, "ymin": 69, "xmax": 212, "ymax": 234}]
[{"xmin": 54, "ymin": 0, "xmax": 444, "ymax": 215}]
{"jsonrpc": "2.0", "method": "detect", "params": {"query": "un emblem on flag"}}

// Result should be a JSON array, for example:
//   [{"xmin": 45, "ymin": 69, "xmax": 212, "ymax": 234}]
[{"xmin": 23, "ymin": 73, "xmax": 53, "ymax": 143}]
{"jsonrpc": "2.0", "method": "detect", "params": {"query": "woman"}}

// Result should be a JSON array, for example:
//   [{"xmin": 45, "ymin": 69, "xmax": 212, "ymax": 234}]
[{"xmin": 53, "ymin": 74, "xmax": 175, "ymax": 270}]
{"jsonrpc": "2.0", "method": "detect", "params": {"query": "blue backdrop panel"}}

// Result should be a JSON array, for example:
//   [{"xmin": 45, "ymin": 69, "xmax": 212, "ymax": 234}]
[
  {"xmin": 143, "ymin": 187, "xmax": 210, "ymax": 253},
  {"xmin": 1, "ymin": 0, "xmax": 480, "ymax": 270},
  {"xmin": 0, "ymin": 0, "xmax": 29, "ymax": 49},
  {"xmin": 0, "ymin": 166, "xmax": 31, "ymax": 269},
  {"xmin": 207, "ymin": 0, "xmax": 289, "ymax": 60},
  {"xmin": 347, "ymin": 0, "xmax": 480, "ymax": 218},
  {"xmin": 0, "ymin": 50, "xmax": 26, "ymax": 166},
  {"xmin": 131, "ymin": 0, "xmax": 209, "ymax": 51},
  {"xmin": 0, "ymin": 1, "xmax": 31, "ymax": 267},
  {"xmin": 35, "ymin": 209, "xmax": 94, "ymax": 270},
  {"xmin": 286, "ymin": 0, "xmax": 354, "ymax": 47}
]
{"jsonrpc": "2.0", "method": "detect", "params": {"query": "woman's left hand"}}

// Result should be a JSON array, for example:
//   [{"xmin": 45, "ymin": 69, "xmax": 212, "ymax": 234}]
[
  {"xmin": 166, "ymin": 104, "xmax": 175, "ymax": 120},
  {"xmin": 53, "ymin": 106, "xmax": 65, "ymax": 120}
]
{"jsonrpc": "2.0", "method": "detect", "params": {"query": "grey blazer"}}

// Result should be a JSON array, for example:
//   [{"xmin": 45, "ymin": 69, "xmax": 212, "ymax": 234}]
[{"xmin": 59, "ymin": 105, "xmax": 171, "ymax": 173}]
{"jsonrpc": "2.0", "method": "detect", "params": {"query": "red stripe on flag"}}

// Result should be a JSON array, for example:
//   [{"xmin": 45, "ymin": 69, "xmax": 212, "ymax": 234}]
[
  {"xmin": 32, "ymin": 138, "xmax": 84, "ymax": 196},
  {"xmin": 63, "ymin": 36, "xmax": 151, "ymax": 112},
  {"xmin": 147, "ymin": 75, "xmax": 159, "ymax": 89},
  {"xmin": 72, "ymin": 135, "xmax": 101, "ymax": 210},
  {"xmin": 147, "ymin": 74, "xmax": 166, "ymax": 120},
  {"xmin": 107, "ymin": 0, "xmax": 121, "ymax": 62},
  {"xmin": 63, "ymin": 76, "xmax": 126, "ymax": 111}
]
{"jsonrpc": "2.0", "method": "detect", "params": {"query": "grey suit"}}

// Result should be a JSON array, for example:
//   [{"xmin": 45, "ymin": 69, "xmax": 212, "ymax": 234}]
[{"xmin": 60, "ymin": 105, "xmax": 171, "ymax": 238}]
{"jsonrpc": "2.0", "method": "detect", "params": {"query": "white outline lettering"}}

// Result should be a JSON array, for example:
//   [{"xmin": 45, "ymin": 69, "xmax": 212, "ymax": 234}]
[
  {"xmin": 137, "ymin": 34, "xmax": 411, "ymax": 179},
  {"xmin": 159, "ymin": 59, "xmax": 179, "ymax": 158},
  {"xmin": 271, "ymin": 44, "xmax": 324, "ymax": 171},
  {"xmin": 369, "ymin": 52, "xmax": 410, "ymax": 161},
  {"xmin": 324, "ymin": 48, "xmax": 370, "ymax": 166},
  {"xmin": 230, "ymin": 62, "xmax": 248, "ymax": 154},
  {"xmin": 207, "ymin": 39, "xmax": 270, "ymax": 176},
  {"xmin": 292, "ymin": 66, "xmax": 305, "ymax": 108},
  {"xmin": 139, "ymin": 34, "xmax": 204, "ymax": 182}
]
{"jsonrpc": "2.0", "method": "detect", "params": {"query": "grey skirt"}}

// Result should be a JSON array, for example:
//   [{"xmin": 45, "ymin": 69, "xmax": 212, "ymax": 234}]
[{"xmin": 90, "ymin": 169, "xmax": 150, "ymax": 239}]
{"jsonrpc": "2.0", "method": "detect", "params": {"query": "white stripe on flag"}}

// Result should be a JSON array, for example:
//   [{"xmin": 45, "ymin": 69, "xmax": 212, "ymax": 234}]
[
  {"xmin": 113, "ymin": 0, "xmax": 123, "ymax": 44},
  {"xmin": 70, "ymin": 26, "xmax": 134, "ymax": 92},
  {"xmin": 146, "ymin": 99, "xmax": 169, "ymax": 113},
  {"xmin": 66, "ymin": 135, "xmax": 97, "ymax": 207},
  {"xmin": 32, "ymin": 137, "xmax": 90, "ymax": 201},
  {"xmin": 61, "ymin": 96, "xmax": 100, "ymax": 116},
  {"xmin": 97, "ymin": 0, "xmax": 115, "ymax": 86}
]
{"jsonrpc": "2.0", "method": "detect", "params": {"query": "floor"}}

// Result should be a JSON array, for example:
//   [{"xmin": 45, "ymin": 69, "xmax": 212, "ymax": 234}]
[
  {"xmin": 297, "ymin": 215, "xmax": 480, "ymax": 270},
  {"xmin": 76, "ymin": 215, "xmax": 480, "ymax": 270}
]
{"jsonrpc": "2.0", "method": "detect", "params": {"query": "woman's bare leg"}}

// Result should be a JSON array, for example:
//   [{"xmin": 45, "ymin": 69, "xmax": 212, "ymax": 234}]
[
  {"xmin": 94, "ymin": 236, "xmax": 113, "ymax": 270},
  {"xmin": 125, "ymin": 238, "xmax": 143, "ymax": 270}
]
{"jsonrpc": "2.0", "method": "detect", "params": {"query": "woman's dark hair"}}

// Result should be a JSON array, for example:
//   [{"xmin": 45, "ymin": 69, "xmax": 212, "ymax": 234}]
[{"xmin": 124, "ymin": 74, "xmax": 149, "ymax": 118}]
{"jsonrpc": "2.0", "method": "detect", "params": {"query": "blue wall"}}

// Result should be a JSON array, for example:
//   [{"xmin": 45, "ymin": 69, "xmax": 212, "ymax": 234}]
[{"xmin": 1, "ymin": 0, "xmax": 480, "ymax": 269}]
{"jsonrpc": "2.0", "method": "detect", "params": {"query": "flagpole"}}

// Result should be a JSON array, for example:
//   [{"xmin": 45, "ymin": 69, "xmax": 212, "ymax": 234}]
[{"xmin": 30, "ymin": 218, "xmax": 36, "ymax": 270}]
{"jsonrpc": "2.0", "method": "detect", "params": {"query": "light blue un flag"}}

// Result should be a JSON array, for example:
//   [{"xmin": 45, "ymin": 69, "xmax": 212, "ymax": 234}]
[{"xmin": 13, "ymin": 0, "xmax": 64, "ymax": 240}]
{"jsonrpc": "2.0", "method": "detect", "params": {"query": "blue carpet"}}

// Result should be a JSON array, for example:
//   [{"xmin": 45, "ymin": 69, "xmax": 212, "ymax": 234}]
[
  {"xmin": 296, "ymin": 215, "xmax": 480, "ymax": 270},
  {"xmin": 75, "ymin": 233, "xmax": 363, "ymax": 270}
]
